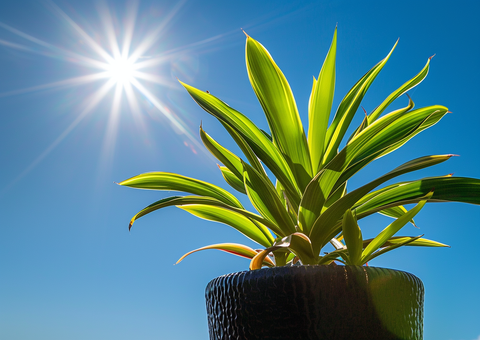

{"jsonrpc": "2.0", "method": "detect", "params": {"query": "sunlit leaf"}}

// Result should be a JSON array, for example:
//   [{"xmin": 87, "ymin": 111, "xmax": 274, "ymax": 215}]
[
  {"xmin": 367, "ymin": 57, "xmax": 432, "ymax": 124},
  {"xmin": 119, "ymin": 172, "xmax": 243, "ymax": 208},
  {"xmin": 200, "ymin": 126, "xmax": 243, "ymax": 179},
  {"xmin": 361, "ymin": 192, "xmax": 432, "ymax": 262},
  {"xmin": 180, "ymin": 80, "xmax": 301, "ymax": 205},
  {"xmin": 179, "ymin": 204, "xmax": 274, "ymax": 247},
  {"xmin": 355, "ymin": 176, "xmax": 480, "ymax": 218},
  {"xmin": 309, "ymin": 27, "xmax": 337, "ymax": 173},
  {"xmin": 128, "ymin": 195, "xmax": 282, "ymax": 236},
  {"xmin": 322, "ymin": 40, "xmax": 398, "ymax": 166},
  {"xmin": 309, "ymin": 155, "xmax": 452, "ymax": 255},
  {"xmin": 246, "ymin": 34, "xmax": 313, "ymax": 190},
  {"xmin": 219, "ymin": 166, "xmax": 246, "ymax": 194}
]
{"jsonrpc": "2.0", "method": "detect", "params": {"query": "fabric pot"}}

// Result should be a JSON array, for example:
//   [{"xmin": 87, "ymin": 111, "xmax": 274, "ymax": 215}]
[{"xmin": 205, "ymin": 265, "xmax": 424, "ymax": 340}]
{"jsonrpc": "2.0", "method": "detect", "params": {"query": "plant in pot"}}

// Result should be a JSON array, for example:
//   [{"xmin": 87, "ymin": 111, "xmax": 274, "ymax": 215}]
[{"xmin": 119, "ymin": 28, "xmax": 480, "ymax": 340}]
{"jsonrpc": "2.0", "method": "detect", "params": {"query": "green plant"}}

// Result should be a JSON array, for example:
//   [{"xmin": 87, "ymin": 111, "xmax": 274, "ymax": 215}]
[{"xmin": 120, "ymin": 28, "xmax": 480, "ymax": 270}]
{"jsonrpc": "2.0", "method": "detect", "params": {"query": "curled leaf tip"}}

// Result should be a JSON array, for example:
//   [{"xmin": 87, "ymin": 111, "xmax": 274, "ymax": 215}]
[
  {"xmin": 429, "ymin": 54, "xmax": 436, "ymax": 60},
  {"xmin": 128, "ymin": 222, "xmax": 133, "ymax": 231}
]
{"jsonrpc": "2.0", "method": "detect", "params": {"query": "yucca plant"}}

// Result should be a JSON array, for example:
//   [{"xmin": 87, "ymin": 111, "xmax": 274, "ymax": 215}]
[{"xmin": 120, "ymin": 28, "xmax": 480, "ymax": 270}]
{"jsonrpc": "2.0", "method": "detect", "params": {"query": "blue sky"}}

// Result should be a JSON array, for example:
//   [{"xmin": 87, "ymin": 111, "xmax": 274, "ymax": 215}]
[{"xmin": 1, "ymin": 1, "xmax": 479, "ymax": 339}]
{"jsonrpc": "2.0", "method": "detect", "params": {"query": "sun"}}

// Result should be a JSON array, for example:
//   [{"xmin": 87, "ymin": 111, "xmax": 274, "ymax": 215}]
[
  {"xmin": 107, "ymin": 56, "xmax": 136, "ymax": 85},
  {"xmin": 0, "ymin": 0, "xmax": 213, "ymax": 189}
]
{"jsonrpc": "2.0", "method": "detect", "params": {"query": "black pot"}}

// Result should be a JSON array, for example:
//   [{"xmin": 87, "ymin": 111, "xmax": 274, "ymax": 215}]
[{"xmin": 205, "ymin": 265, "xmax": 424, "ymax": 340}]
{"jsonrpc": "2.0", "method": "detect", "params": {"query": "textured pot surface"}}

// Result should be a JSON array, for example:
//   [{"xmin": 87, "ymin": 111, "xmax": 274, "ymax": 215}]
[{"xmin": 205, "ymin": 265, "xmax": 424, "ymax": 340}]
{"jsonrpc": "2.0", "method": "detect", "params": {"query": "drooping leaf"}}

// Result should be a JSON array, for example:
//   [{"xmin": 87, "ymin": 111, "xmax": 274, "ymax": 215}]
[
  {"xmin": 128, "ymin": 195, "xmax": 282, "ymax": 236},
  {"xmin": 246, "ymin": 34, "xmax": 313, "ymax": 190},
  {"xmin": 119, "ymin": 172, "xmax": 243, "ymax": 208},
  {"xmin": 179, "ymin": 204, "xmax": 274, "ymax": 247},
  {"xmin": 177, "ymin": 243, "xmax": 275, "ymax": 267},
  {"xmin": 309, "ymin": 28, "xmax": 337, "ymax": 173}
]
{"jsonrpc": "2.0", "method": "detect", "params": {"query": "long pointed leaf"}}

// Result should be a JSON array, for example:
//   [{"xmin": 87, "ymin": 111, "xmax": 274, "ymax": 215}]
[
  {"xmin": 310, "ymin": 105, "xmax": 448, "ymax": 217},
  {"xmin": 309, "ymin": 155, "xmax": 452, "ymax": 255},
  {"xmin": 180, "ymin": 81, "xmax": 301, "ymax": 204},
  {"xmin": 361, "ymin": 193, "xmax": 432, "ymax": 262},
  {"xmin": 370, "ymin": 236, "xmax": 449, "ymax": 248},
  {"xmin": 246, "ymin": 34, "xmax": 313, "ymax": 189},
  {"xmin": 362, "ymin": 235, "xmax": 423, "ymax": 264},
  {"xmin": 219, "ymin": 166, "xmax": 246, "ymax": 194},
  {"xmin": 179, "ymin": 204, "xmax": 274, "ymax": 247},
  {"xmin": 119, "ymin": 172, "xmax": 242, "ymax": 208},
  {"xmin": 367, "ymin": 57, "xmax": 432, "ymax": 124},
  {"xmin": 322, "ymin": 40, "xmax": 398, "ymax": 166},
  {"xmin": 200, "ymin": 126, "xmax": 243, "ymax": 179},
  {"xmin": 309, "ymin": 28, "xmax": 337, "ymax": 173},
  {"xmin": 128, "ymin": 195, "xmax": 282, "ymax": 237},
  {"xmin": 355, "ymin": 176, "xmax": 480, "ymax": 218}
]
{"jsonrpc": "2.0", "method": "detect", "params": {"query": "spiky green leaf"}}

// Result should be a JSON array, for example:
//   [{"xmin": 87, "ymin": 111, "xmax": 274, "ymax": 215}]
[{"xmin": 246, "ymin": 34, "xmax": 313, "ymax": 190}]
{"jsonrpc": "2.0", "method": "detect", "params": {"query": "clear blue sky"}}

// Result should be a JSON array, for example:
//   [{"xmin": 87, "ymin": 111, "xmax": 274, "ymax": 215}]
[{"xmin": 1, "ymin": 1, "xmax": 479, "ymax": 339}]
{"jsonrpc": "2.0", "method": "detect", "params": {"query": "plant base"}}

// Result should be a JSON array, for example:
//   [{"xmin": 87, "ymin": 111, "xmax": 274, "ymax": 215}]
[{"xmin": 205, "ymin": 265, "xmax": 424, "ymax": 340}]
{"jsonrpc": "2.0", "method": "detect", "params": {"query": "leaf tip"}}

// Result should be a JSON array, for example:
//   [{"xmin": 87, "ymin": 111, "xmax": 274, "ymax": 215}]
[
  {"xmin": 429, "ymin": 53, "xmax": 436, "ymax": 60},
  {"xmin": 241, "ymin": 28, "xmax": 249, "ymax": 38},
  {"xmin": 447, "ymin": 110, "xmax": 453, "ymax": 113}
]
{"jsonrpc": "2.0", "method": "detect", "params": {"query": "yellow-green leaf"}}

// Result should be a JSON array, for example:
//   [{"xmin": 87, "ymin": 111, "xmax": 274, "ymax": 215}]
[
  {"xmin": 246, "ymin": 34, "xmax": 312, "ymax": 190},
  {"xmin": 309, "ymin": 27, "xmax": 337, "ymax": 173}
]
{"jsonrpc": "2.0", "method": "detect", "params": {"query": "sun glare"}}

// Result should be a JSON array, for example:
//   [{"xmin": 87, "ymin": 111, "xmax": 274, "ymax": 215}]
[
  {"xmin": 107, "ymin": 56, "xmax": 136, "ymax": 85},
  {"xmin": 0, "ymin": 0, "xmax": 217, "ymax": 191}
]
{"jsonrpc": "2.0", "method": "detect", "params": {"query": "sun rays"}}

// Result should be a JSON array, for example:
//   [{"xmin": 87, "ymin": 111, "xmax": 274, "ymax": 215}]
[{"xmin": 0, "ymin": 0, "xmax": 214, "ymax": 192}]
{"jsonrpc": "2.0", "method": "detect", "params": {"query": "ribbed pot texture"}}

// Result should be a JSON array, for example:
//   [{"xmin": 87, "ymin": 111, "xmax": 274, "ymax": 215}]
[{"xmin": 205, "ymin": 265, "xmax": 424, "ymax": 340}]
